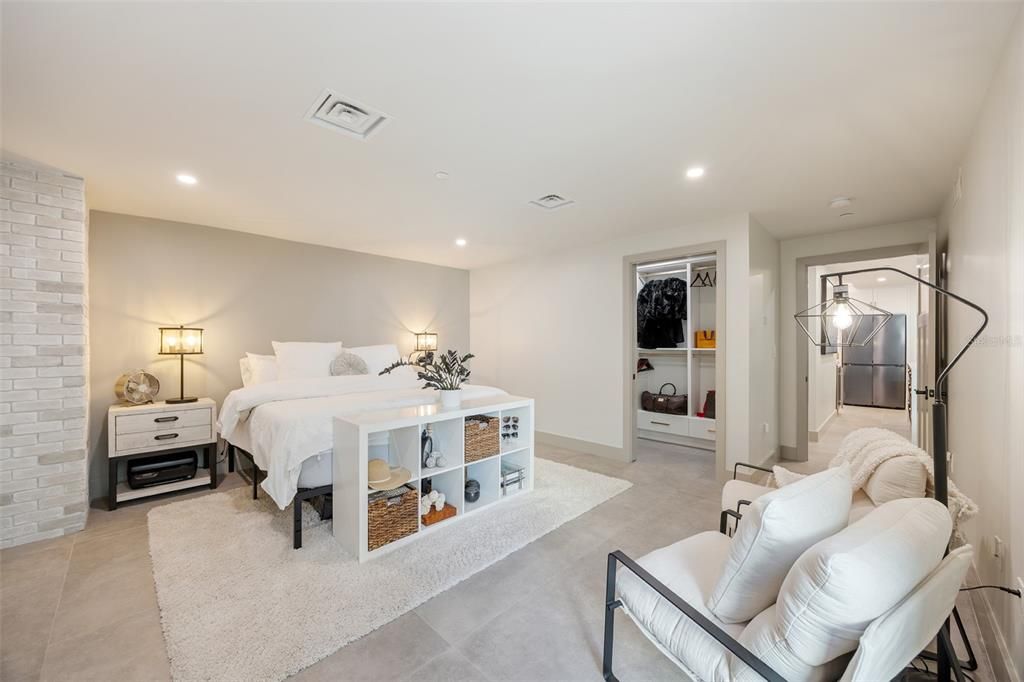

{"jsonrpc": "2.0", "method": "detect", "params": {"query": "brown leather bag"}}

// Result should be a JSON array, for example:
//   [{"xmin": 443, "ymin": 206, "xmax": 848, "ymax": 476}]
[{"xmin": 641, "ymin": 383, "xmax": 688, "ymax": 415}]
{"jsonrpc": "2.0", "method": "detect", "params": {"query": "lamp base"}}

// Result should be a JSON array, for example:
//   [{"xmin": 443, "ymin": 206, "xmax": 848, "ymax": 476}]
[{"xmin": 166, "ymin": 396, "xmax": 198, "ymax": 404}]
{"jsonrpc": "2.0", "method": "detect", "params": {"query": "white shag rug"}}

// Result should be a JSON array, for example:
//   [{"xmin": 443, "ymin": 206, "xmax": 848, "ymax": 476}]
[{"xmin": 147, "ymin": 458, "xmax": 631, "ymax": 681}]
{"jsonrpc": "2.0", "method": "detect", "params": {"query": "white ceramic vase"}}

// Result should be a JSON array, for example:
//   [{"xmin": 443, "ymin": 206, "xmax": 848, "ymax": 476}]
[{"xmin": 440, "ymin": 389, "xmax": 462, "ymax": 408}]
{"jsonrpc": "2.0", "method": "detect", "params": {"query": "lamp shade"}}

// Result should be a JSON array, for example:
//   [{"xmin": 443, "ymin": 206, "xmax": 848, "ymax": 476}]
[
  {"xmin": 159, "ymin": 326, "xmax": 204, "ymax": 355},
  {"xmin": 414, "ymin": 332, "xmax": 438, "ymax": 352}
]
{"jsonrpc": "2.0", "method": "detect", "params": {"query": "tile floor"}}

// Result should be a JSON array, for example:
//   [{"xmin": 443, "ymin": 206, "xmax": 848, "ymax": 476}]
[{"xmin": 1, "ymin": 441, "xmax": 721, "ymax": 682}]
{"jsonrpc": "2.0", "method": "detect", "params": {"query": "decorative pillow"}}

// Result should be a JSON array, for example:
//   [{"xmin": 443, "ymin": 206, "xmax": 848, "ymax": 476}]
[
  {"xmin": 772, "ymin": 465, "xmax": 807, "ymax": 487},
  {"xmin": 271, "ymin": 341, "xmax": 342, "ymax": 380},
  {"xmin": 239, "ymin": 357, "xmax": 252, "ymax": 387},
  {"xmin": 863, "ymin": 455, "xmax": 927, "ymax": 505},
  {"xmin": 348, "ymin": 344, "xmax": 401, "ymax": 375},
  {"xmin": 742, "ymin": 498, "xmax": 952, "ymax": 670},
  {"xmin": 330, "ymin": 350, "xmax": 368, "ymax": 376},
  {"xmin": 707, "ymin": 465, "xmax": 852, "ymax": 624},
  {"xmin": 247, "ymin": 353, "xmax": 278, "ymax": 385}
]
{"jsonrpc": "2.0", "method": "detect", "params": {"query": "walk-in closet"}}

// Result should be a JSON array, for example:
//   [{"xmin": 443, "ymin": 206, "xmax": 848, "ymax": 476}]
[{"xmin": 632, "ymin": 252, "xmax": 718, "ymax": 451}]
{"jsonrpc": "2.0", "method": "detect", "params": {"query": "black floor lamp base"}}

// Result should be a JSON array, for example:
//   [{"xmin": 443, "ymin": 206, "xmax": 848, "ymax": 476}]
[{"xmin": 166, "ymin": 397, "xmax": 198, "ymax": 404}]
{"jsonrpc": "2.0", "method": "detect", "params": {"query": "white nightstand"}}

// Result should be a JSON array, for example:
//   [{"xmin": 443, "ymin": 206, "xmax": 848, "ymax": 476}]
[{"xmin": 107, "ymin": 398, "xmax": 218, "ymax": 510}]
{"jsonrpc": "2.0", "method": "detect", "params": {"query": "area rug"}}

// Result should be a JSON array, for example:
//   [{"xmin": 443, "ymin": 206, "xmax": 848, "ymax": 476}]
[{"xmin": 147, "ymin": 458, "xmax": 631, "ymax": 681}]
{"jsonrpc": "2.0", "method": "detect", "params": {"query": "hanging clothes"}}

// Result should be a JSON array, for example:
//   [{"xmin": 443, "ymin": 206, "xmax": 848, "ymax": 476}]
[{"xmin": 637, "ymin": 277, "xmax": 687, "ymax": 348}]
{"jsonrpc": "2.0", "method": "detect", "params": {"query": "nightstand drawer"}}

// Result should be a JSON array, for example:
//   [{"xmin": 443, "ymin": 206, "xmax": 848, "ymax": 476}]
[
  {"xmin": 115, "ymin": 424, "xmax": 213, "ymax": 453},
  {"xmin": 115, "ymin": 407, "xmax": 213, "ymax": 434}
]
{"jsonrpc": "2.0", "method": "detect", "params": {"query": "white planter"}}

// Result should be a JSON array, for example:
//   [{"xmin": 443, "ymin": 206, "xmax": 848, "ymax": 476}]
[{"xmin": 439, "ymin": 389, "xmax": 462, "ymax": 408}]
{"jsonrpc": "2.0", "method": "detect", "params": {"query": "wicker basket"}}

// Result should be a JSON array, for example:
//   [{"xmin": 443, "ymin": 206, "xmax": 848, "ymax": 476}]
[
  {"xmin": 367, "ymin": 485, "xmax": 418, "ymax": 551},
  {"xmin": 464, "ymin": 415, "xmax": 500, "ymax": 463}
]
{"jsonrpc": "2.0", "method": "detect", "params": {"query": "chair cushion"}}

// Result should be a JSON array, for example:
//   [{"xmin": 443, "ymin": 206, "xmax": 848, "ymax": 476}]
[
  {"xmin": 763, "ymin": 498, "xmax": 952, "ymax": 668},
  {"xmin": 862, "ymin": 455, "xmax": 927, "ymax": 505},
  {"xmin": 617, "ymin": 531, "xmax": 740, "ymax": 682},
  {"xmin": 707, "ymin": 466, "xmax": 852, "ymax": 624}
]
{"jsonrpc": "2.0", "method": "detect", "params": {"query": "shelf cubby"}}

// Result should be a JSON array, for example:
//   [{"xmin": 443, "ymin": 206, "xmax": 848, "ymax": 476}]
[
  {"xmin": 500, "ymin": 448, "xmax": 531, "ymax": 499},
  {"xmin": 464, "ymin": 456, "xmax": 500, "ymax": 513},
  {"xmin": 421, "ymin": 467, "xmax": 463, "ymax": 524},
  {"xmin": 419, "ymin": 417, "xmax": 464, "ymax": 477}
]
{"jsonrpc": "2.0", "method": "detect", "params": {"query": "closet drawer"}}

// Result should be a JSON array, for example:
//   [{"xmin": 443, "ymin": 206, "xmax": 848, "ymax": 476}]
[
  {"xmin": 115, "ymin": 424, "xmax": 213, "ymax": 454},
  {"xmin": 637, "ymin": 410, "xmax": 689, "ymax": 436},
  {"xmin": 689, "ymin": 418, "xmax": 716, "ymax": 440},
  {"xmin": 115, "ymin": 406, "xmax": 213, "ymax": 434}
]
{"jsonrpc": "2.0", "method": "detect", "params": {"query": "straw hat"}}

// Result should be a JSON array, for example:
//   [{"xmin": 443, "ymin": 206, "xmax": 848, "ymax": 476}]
[{"xmin": 367, "ymin": 459, "xmax": 412, "ymax": 491}]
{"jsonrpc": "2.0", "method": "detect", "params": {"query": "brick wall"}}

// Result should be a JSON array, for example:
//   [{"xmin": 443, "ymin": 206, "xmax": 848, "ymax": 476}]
[{"xmin": 0, "ymin": 155, "xmax": 89, "ymax": 548}]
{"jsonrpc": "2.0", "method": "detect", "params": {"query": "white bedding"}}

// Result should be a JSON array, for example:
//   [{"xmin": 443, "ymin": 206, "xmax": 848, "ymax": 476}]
[{"xmin": 218, "ymin": 367, "xmax": 507, "ymax": 508}]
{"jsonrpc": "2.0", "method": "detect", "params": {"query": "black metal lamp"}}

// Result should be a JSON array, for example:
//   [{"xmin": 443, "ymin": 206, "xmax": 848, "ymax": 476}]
[
  {"xmin": 159, "ymin": 325, "xmax": 204, "ymax": 404},
  {"xmin": 795, "ymin": 266, "xmax": 988, "ymax": 682}
]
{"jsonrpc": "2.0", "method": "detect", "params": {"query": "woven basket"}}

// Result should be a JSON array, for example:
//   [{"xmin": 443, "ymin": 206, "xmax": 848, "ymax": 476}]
[
  {"xmin": 367, "ymin": 485, "xmax": 418, "ymax": 551},
  {"xmin": 464, "ymin": 415, "xmax": 499, "ymax": 463}
]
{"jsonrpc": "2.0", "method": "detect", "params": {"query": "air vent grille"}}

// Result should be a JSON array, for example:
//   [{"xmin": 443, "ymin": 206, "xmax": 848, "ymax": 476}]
[
  {"xmin": 529, "ymin": 194, "xmax": 574, "ymax": 210},
  {"xmin": 305, "ymin": 89, "xmax": 389, "ymax": 140}
]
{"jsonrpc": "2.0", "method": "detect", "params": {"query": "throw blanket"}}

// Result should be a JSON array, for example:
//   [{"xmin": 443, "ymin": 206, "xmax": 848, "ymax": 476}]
[{"xmin": 829, "ymin": 427, "xmax": 978, "ymax": 547}]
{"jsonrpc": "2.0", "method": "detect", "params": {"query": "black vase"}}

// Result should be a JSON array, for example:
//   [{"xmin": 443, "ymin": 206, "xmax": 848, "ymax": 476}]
[{"xmin": 465, "ymin": 478, "xmax": 481, "ymax": 503}]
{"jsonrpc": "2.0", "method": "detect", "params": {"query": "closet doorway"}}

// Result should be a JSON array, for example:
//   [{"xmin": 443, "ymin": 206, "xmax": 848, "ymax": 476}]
[{"xmin": 623, "ymin": 244, "xmax": 726, "ymax": 474}]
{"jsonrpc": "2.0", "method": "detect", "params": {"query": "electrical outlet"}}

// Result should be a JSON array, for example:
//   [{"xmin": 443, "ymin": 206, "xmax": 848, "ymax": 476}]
[{"xmin": 762, "ymin": 422, "xmax": 770, "ymax": 434}]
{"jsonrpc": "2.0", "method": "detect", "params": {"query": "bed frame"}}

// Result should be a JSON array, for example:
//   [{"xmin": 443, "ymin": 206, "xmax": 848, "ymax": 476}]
[{"xmin": 226, "ymin": 443, "xmax": 333, "ymax": 549}]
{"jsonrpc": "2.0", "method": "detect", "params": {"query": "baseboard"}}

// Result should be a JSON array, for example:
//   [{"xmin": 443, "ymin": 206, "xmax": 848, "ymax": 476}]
[
  {"xmin": 808, "ymin": 410, "xmax": 837, "ymax": 443},
  {"xmin": 535, "ymin": 431, "xmax": 629, "ymax": 462},
  {"xmin": 969, "ymin": 562, "xmax": 1022, "ymax": 682},
  {"xmin": 778, "ymin": 444, "xmax": 802, "ymax": 462}
]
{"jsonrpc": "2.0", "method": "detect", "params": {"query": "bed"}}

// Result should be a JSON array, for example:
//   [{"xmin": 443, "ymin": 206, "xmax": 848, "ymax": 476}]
[{"xmin": 217, "ymin": 366, "xmax": 507, "ymax": 548}]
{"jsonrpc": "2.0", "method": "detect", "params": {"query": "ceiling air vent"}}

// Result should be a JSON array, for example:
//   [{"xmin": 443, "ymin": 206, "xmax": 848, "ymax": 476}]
[
  {"xmin": 304, "ymin": 89, "xmax": 389, "ymax": 140},
  {"xmin": 529, "ymin": 194, "xmax": 574, "ymax": 210}
]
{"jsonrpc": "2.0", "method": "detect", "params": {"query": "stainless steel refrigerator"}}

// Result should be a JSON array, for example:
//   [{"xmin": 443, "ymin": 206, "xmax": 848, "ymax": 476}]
[{"xmin": 841, "ymin": 314, "xmax": 907, "ymax": 409}]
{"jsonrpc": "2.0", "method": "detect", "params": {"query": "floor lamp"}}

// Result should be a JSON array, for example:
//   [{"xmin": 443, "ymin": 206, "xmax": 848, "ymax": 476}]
[{"xmin": 795, "ymin": 266, "xmax": 988, "ymax": 682}]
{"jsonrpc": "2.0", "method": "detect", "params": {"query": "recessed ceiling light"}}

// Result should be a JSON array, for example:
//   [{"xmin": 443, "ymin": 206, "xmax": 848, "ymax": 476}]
[
  {"xmin": 685, "ymin": 167, "xmax": 705, "ymax": 179},
  {"xmin": 176, "ymin": 173, "xmax": 198, "ymax": 186},
  {"xmin": 455, "ymin": 238, "xmax": 467, "ymax": 247},
  {"xmin": 434, "ymin": 171, "xmax": 449, "ymax": 180},
  {"xmin": 876, "ymin": 277, "xmax": 887, "ymax": 283}
]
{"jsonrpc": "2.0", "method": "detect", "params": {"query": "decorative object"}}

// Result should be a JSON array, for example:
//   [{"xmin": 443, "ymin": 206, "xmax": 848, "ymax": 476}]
[
  {"xmin": 366, "ymin": 458, "xmax": 411, "ymax": 491},
  {"xmin": 380, "ymin": 349, "xmax": 474, "ymax": 407},
  {"xmin": 464, "ymin": 478, "xmax": 481, "ymax": 503},
  {"xmin": 440, "ymin": 389, "xmax": 461, "ymax": 408},
  {"xmin": 330, "ymin": 350, "xmax": 368, "ymax": 376},
  {"xmin": 421, "ymin": 424, "xmax": 434, "ymax": 466},
  {"xmin": 695, "ymin": 329, "xmax": 716, "ymax": 348},
  {"xmin": 501, "ymin": 415, "xmax": 521, "ymax": 443},
  {"xmin": 636, "ymin": 358, "xmax": 654, "ymax": 372},
  {"xmin": 159, "ymin": 325, "xmax": 204, "ymax": 404},
  {"xmin": 640, "ymin": 383, "xmax": 688, "ymax": 415},
  {"xmin": 501, "ymin": 461, "xmax": 525, "ymax": 496},
  {"xmin": 147, "ymin": 458, "xmax": 630, "ymax": 681},
  {"xmin": 107, "ymin": 398, "xmax": 217, "ymax": 510},
  {"xmin": 464, "ymin": 415, "xmax": 499, "ymax": 462},
  {"xmin": 422, "ymin": 502, "xmax": 456, "ymax": 526},
  {"xmin": 366, "ymin": 484, "xmax": 418, "ymax": 551},
  {"xmin": 114, "ymin": 369, "xmax": 160, "ymax": 404}
]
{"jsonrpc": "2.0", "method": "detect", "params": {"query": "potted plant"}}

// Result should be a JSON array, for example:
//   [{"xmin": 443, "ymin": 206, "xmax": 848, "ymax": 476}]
[{"xmin": 380, "ymin": 350, "xmax": 475, "ymax": 408}]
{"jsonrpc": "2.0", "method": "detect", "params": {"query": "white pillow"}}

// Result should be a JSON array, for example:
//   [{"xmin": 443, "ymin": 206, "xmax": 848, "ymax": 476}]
[
  {"xmin": 271, "ymin": 341, "xmax": 341, "ymax": 380},
  {"xmin": 741, "ymin": 498, "xmax": 952, "ymax": 670},
  {"xmin": 863, "ymin": 455, "xmax": 927, "ymax": 505},
  {"xmin": 239, "ymin": 357, "xmax": 252, "ymax": 387},
  {"xmin": 348, "ymin": 344, "xmax": 401, "ymax": 375},
  {"xmin": 707, "ymin": 465, "xmax": 852, "ymax": 624},
  {"xmin": 772, "ymin": 465, "xmax": 807, "ymax": 487},
  {"xmin": 246, "ymin": 353, "xmax": 278, "ymax": 385}
]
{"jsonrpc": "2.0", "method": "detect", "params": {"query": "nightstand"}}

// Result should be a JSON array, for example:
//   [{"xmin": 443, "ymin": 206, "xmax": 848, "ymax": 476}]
[{"xmin": 107, "ymin": 398, "xmax": 218, "ymax": 510}]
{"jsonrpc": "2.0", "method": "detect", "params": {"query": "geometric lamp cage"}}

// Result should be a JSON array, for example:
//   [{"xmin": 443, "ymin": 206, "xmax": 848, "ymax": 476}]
[{"xmin": 795, "ymin": 284, "xmax": 894, "ymax": 348}]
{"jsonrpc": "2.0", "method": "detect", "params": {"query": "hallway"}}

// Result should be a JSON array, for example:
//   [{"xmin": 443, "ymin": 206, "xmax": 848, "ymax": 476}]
[{"xmin": 797, "ymin": 405, "xmax": 912, "ymax": 474}]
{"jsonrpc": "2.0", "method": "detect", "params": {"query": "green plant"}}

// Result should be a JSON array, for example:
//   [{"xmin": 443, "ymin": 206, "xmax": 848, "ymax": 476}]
[{"xmin": 379, "ymin": 349, "xmax": 475, "ymax": 390}]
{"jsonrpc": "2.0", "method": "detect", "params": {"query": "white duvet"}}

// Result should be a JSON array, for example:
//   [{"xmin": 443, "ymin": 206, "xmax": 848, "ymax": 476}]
[{"xmin": 217, "ymin": 367, "xmax": 507, "ymax": 508}]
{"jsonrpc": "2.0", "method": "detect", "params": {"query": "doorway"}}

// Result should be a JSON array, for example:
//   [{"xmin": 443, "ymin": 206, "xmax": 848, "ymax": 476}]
[{"xmin": 798, "ymin": 249, "xmax": 932, "ymax": 466}]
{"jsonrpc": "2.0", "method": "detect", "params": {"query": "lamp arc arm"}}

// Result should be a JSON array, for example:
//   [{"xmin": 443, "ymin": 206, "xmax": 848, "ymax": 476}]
[{"xmin": 822, "ymin": 266, "xmax": 988, "ymax": 394}]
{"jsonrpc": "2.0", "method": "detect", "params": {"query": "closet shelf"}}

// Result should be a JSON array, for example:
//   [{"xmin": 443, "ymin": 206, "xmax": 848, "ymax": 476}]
[{"xmin": 637, "ymin": 347, "xmax": 688, "ymax": 355}]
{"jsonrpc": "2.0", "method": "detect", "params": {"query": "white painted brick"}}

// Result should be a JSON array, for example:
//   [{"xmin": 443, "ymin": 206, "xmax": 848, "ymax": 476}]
[
  {"xmin": 0, "ymin": 390, "xmax": 37, "ymax": 402},
  {"xmin": 34, "ymin": 258, "xmax": 83, "ymax": 273},
  {"xmin": 0, "ymin": 277, "xmax": 36, "ymax": 290},
  {"xmin": 11, "ymin": 268, "xmax": 61, "ymax": 282},
  {"xmin": 12, "ymin": 245, "xmax": 62, "ymax": 260},
  {"xmin": 12, "ymin": 399, "xmax": 62, "ymax": 413},
  {"xmin": 13, "ymin": 485, "xmax": 65, "ymax": 503},
  {"xmin": 11, "ymin": 223, "xmax": 61, "ymax": 239},
  {"xmin": 62, "ymin": 188, "xmax": 83, "ymax": 201},
  {"xmin": 35, "ymin": 194, "xmax": 82, "ymax": 211},
  {"xmin": 11, "ymin": 291, "xmax": 61, "ymax": 303},
  {"xmin": 12, "ymin": 506, "xmax": 64, "ymax": 525},
  {"xmin": 12, "ymin": 334, "xmax": 63, "ymax": 345},
  {"xmin": 10, "ymin": 201, "xmax": 62, "ymax": 219},
  {"xmin": 0, "ymin": 367, "xmax": 37, "ymax": 379},
  {"xmin": 36, "ymin": 237, "xmax": 83, "ymax": 253},
  {"xmin": 12, "ymin": 377, "xmax": 61, "ymax": 390},
  {"xmin": 0, "ymin": 232, "xmax": 39, "ymax": 247},
  {"xmin": 9, "ymin": 179, "xmax": 61, "ymax": 197},
  {"xmin": 0, "ymin": 210, "xmax": 36, "ymax": 225}
]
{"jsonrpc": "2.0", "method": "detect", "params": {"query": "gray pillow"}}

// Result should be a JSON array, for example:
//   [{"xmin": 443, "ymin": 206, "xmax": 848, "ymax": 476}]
[{"xmin": 330, "ymin": 350, "xmax": 368, "ymax": 376}]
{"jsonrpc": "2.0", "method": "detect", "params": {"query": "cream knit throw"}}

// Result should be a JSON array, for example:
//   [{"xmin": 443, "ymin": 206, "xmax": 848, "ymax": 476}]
[{"xmin": 829, "ymin": 427, "xmax": 978, "ymax": 547}]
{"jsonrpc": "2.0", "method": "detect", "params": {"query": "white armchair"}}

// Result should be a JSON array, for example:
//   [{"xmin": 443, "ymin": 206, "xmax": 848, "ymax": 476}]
[{"xmin": 602, "ymin": 468, "xmax": 971, "ymax": 681}]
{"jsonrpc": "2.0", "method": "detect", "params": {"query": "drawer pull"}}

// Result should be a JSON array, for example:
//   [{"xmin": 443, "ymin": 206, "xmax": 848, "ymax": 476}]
[
  {"xmin": 707, "ymin": 428, "xmax": 716, "ymax": 433},
  {"xmin": 650, "ymin": 421, "xmax": 670, "ymax": 426},
  {"xmin": 154, "ymin": 433, "xmax": 179, "ymax": 441},
  {"xmin": 154, "ymin": 416, "xmax": 179, "ymax": 423}
]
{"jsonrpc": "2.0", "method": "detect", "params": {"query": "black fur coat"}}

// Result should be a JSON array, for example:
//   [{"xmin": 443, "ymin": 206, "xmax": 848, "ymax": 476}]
[{"xmin": 637, "ymin": 277, "xmax": 687, "ymax": 349}]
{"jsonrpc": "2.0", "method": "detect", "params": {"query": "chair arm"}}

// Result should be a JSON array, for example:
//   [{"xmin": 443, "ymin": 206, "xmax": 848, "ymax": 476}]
[
  {"xmin": 720, "ymin": 508, "xmax": 743, "ymax": 535},
  {"xmin": 733, "ymin": 462, "xmax": 774, "ymax": 480},
  {"xmin": 606, "ymin": 550, "xmax": 785, "ymax": 682}
]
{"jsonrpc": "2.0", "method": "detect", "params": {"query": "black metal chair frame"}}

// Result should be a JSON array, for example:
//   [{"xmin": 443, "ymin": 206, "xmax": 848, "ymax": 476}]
[
  {"xmin": 602, "ymin": 463, "xmax": 968, "ymax": 681},
  {"xmin": 227, "ymin": 443, "xmax": 332, "ymax": 549}
]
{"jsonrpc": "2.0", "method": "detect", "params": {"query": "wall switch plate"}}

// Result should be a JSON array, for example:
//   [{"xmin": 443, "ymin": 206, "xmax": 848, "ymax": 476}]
[
  {"xmin": 1016, "ymin": 578, "xmax": 1024, "ymax": 618},
  {"xmin": 992, "ymin": 535, "xmax": 1004, "ymax": 559}
]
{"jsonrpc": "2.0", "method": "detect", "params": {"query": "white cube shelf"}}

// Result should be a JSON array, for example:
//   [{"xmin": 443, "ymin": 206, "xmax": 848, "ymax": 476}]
[{"xmin": 333, "ymin": 394, "xmax": 535, "ymax": 562}]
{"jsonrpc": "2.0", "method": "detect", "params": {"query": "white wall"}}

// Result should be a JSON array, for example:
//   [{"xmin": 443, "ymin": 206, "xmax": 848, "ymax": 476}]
[
  {"xmin": 748, "ymin": 219, "xmax": 780, "ymax": 462},
  {"xmin": 939, "ymin": 7, "xmax": 1023, "ymax": 669},
  {"xmin": 470, "ymin": 214, "xmax": 756, "ymax": 470},
  {"xmin": 807, "ymin": 266, "xmax": 838, "ymax": 434},
  {"xmin": 779, "ymin": 219, "xmax": 936, "ymax": 454}
]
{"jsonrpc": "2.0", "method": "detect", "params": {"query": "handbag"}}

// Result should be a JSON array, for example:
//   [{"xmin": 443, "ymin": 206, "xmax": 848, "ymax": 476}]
[
  {"xmin": 695, "ymin": 329, "xmax": 716, "ymax": 349},
  {"xmin": 641, "ymin": 383, "xmax": 688, "ymax": 415},
  {"xmin": 702, "ymin": 390, "xmax": 716, "ymax": 419}
]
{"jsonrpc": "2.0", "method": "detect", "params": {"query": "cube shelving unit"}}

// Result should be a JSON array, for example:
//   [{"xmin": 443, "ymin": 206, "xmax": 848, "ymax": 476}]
[{"xmin": 333, "ymin": 394, "xmax": 534, "ymax": 562}]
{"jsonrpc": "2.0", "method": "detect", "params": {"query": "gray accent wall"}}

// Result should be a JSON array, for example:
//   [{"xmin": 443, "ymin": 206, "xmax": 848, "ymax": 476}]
[{"xmin": 88, "ymin": 211, "xmax": 469, "ymax": 502}]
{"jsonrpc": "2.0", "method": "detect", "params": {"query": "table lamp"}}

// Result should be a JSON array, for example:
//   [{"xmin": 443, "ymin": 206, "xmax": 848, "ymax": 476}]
[{"xmin": 159, "ymin": 325, "xmax": 204, "ymax": 404}]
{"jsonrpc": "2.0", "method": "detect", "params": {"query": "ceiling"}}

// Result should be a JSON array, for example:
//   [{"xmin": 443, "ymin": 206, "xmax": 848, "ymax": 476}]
[{"xmin": 2, "ymin": 2, "xmax": 1020, "ymax": 269}]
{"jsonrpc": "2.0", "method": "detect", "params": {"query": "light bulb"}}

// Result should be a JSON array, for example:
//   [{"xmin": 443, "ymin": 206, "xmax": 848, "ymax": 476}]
[
  {"xmin": 166, "ymin": 335, "xmax": 179, "ymax": 347},
  {"xmin": 185, "ymin": 335, "xmax": 197, "ymax": 348},
  {"xmin": 832, "ymin": 303, "xmax": 853, "ymax": 330}
]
